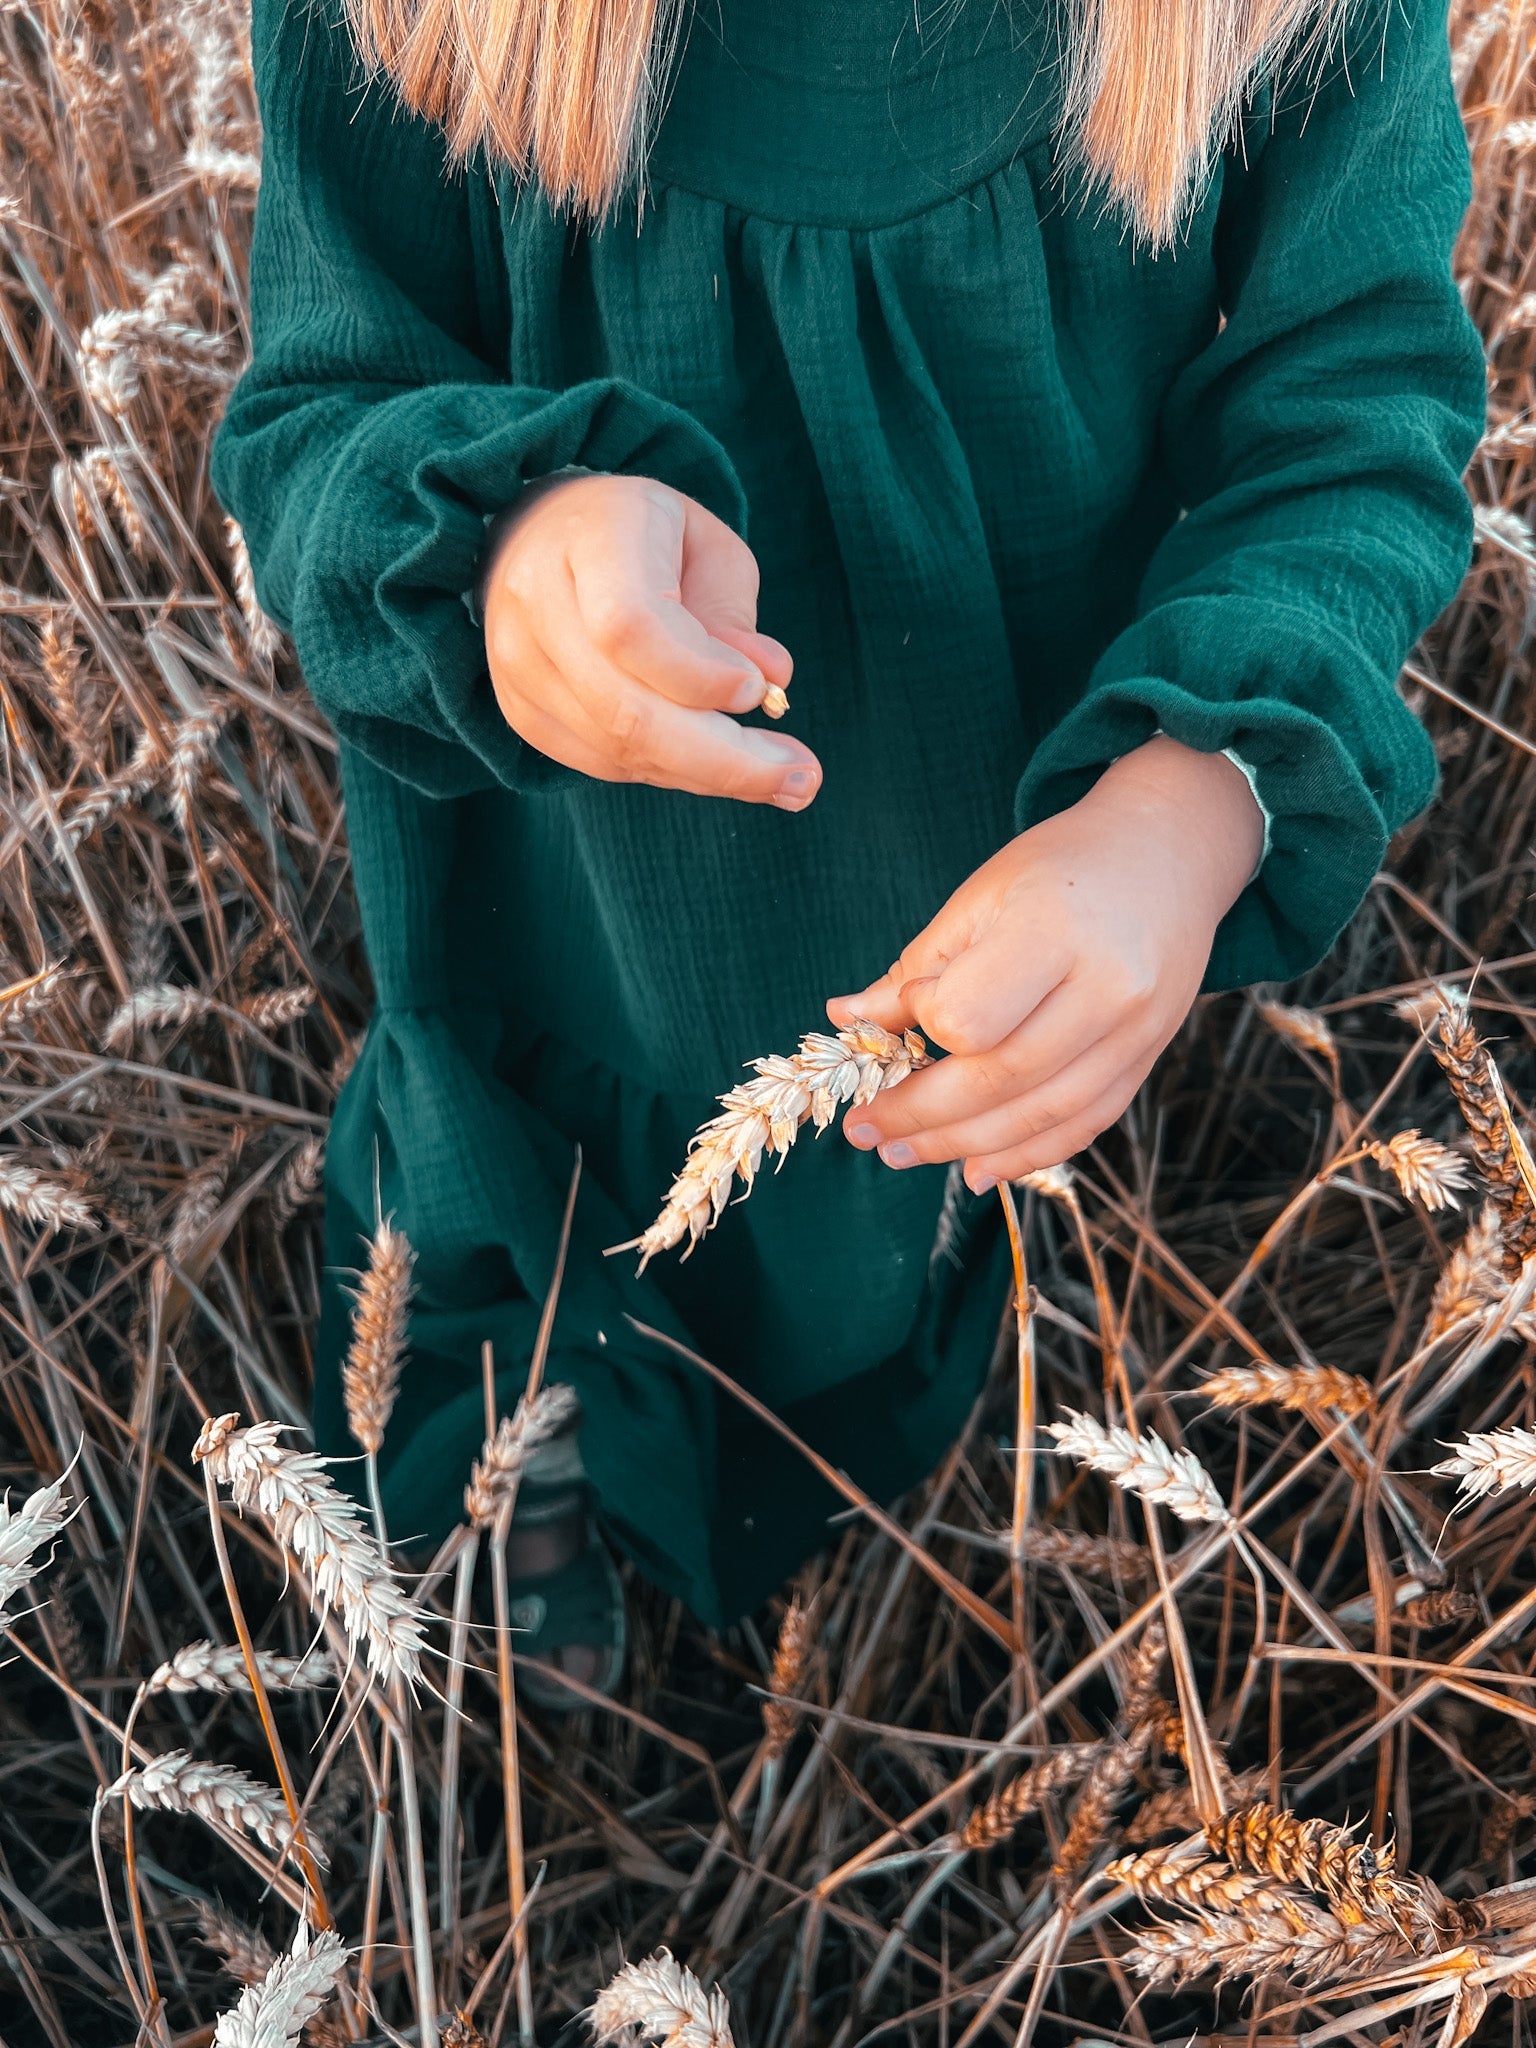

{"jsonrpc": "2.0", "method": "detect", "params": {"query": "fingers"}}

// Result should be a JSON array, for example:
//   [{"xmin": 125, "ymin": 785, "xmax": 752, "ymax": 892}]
[
  {"xmin": 961, "ymin": 1070, "xmax": 1145, "ymax": 1190},
  {"xmin": 830, "ymin": 916, "xmax": 1068, "ymax": 1054},
  {"xmin": 501, "ymin": 633, "xmax": 822, "ymax": 807},
  {"xmin": 842, "ymin": 980, "xmax": 1113, "ymax": 1155},
  {"xmin": 567, "ymin": 490, "xmax": 775, "ymax": 716},
  {"xmin": 847, "ymin": 1023, "xmax": 1137, "ymax": 1170}
]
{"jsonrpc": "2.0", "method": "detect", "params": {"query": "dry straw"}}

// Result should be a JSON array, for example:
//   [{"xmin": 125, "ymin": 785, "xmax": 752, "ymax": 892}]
[
  {"xmin": 620, "ymin": 1019, "xmax": 928, "ymax": 1267},
  {"xmin": 589, "ymin": 1949, "xmax": 735, "ymax": 2048},
  {"xmin": 192, "ymin": 1413, "xmax": 428, "ymax": 1687}
]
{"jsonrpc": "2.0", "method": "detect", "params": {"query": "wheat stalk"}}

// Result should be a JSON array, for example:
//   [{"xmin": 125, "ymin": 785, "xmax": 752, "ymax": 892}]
[
  {"xmin": 212, "ymin": 1920, "xmax": 349, "ymax": 2048},
  {"xmin": 1045, "ymin": 1412, "xmax": 1228, "ymax": 1525},
  {"xmin": 341, "ymin": 1220, "xmax": 415, "ymax": 1458},
  {"xmin": 1434, "ymin": 1425, "xmax": 1536, "ymax": 1498},
  {"xmin": 1201, "ymin": 1362, "xmax": 1374, "ymax": 1416},
  {"xmin": 618, "ymin": 1019, "xmax": 928, "ymax": 1268},
  {"xmin": 590, "ymin": 1949, "xmax": 734, "ymax": 2048},
  {"xmin": 148, "ymin": 1641, "xmax": 336, "ymax": 1694},
  {"xmin": 112, "ymin": 1749, "xmax": 302, "ymax": 1858},
  {"xmin": 192, "ymin": 1413, "xmax": 428, "ymax": 1688}
]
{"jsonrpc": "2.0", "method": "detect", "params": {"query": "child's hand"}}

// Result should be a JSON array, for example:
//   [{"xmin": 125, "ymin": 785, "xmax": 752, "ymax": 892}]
[
  {"xmin": 482, "ymin": 472, "xmax": 821, "ymax": 810},
  {"xmin": 826, "ymin": 737, "xmax": 1266, "ymax": 1190}
]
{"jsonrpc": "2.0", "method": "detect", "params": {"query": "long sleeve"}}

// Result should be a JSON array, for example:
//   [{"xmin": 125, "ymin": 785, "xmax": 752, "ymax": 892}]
[
  {"xmin": 210, "ymin": 0, "xmax": 747, "ymax": 800},
  {"xmin": 1012, "ymin": 0, "xmax": 1486, "ymax": 992}
]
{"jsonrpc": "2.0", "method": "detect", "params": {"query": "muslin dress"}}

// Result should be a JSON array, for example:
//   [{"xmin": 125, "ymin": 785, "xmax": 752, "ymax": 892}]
[{"xmin": 211, "ymin": 0, "xmax": 1486, "ymax": 1624}]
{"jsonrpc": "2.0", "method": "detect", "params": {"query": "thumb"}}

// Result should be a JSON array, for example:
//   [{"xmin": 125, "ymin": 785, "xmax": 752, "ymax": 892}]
[{"xmin": 826, "ymin": 914, "xmax": 967, "ymax": 1039}]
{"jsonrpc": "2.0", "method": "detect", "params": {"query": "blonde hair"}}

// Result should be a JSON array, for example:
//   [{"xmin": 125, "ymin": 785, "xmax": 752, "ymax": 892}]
[{"xmin": 343, "ymin": 0, "xmax": 1349, "ymax": 248}]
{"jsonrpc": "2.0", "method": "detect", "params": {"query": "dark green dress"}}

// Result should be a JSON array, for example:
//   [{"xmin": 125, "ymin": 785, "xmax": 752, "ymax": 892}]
[{"xmin": 212, "ymin": 0, "xmax": 1485, "ymax": 1625}]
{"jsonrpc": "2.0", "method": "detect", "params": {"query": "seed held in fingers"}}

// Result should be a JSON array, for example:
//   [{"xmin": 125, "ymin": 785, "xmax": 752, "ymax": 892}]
[{"xmin": 763, "ymin": 683, "xmax": 790, "ymax": 718}]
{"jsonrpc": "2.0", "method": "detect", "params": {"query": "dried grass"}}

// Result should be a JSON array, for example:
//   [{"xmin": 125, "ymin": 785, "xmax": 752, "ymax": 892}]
[{"xmin": 1, "ymin": 0, "xmax": 1535, "ymax": 2044}]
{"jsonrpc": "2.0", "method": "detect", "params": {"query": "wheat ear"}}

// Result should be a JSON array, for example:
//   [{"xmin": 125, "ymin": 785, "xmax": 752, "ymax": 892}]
[
  {"xmin": 1366, "ymin": 1130, "xmax": 1473, "ymax": 1211},
  {"xmin": 1434, "ymin": 1425, "xmax": 1536, "ymax": 1499},
  {"xmin": 762, "ymin": 1596, "xmax": 810, "ymax": 1759},
  {"xmin": 193, "ymin": 1413, "xmax": 428, "ymax": 1688},
  {"xmin": 1205, "ymin": 1801, "xmax": 1424, "ymax": 1935},
  {"xmin": 341, "ymin": 1220, "xmax": 415, "ymax": 1457},
  {"xmin": 0, "ymin": 1472, "xmax": 73, "ymax": 1624},
  {"xmin": 148, "ymin": 1641, "xmax": 335, "ymax": 1694},
  {"xmin": 616, "ymin": 1020, "xmax": 928, "ymax": 1268},
  {"xmin": 1046, "ymin": 1411, "xmax": 1228, "ymax": 1525},
  {"xmin": 1430, "ymin": 993, "xmax": 1536, "ymax": 1275},
  {"xmin": 212, "ymin": 1919, "xmax": 348, "ymax": 2048},
  {"xmin": 1201, "ymin": 1363, "xmax": 1374, "ymax": 1417},
  {"xmin": 590, "ymin": 1949, "xmax": 734, "ymax": 2048},
  {"xmin": 112, "ymin": 1749, "xmax": 302, "ymax": 1858},
  {"xmin": 465, "ymin": 1381, "xmax": 581, "ymax": 1528}
]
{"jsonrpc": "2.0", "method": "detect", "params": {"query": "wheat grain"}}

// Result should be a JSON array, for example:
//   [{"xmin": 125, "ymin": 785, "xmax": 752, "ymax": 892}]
[
  {"xmin": 113, "ymin": 1749, "xmax": 300, "ymax": 1858},
  {"xmin": 1368, "ymin": 1130, "xmax": 1474, "ymax": 1210},
  {"xmin": 148, "ymin": 1641, "xmax": 336, "ymax": 1694},
  {"xmin": 212, "ymin": 1920, "xmax": 348, "ymax": 2048},
  {"xmin": 1434, "ymin": 1426, "xmax": 1536, "ymax": 1499},
  {"xmin": 465, "ymin": 1382, "xmax": 581, "ymax": 1528},
  {"xmin": 193, "ymin": 1413, "xmax": 428, "ymax": 1687},
  {"xmin": 622, "ymin": 1020, "xmax": 928, "ymax": 1268},
  {"xmin": 1201, "ymin": 1362, "xmax": 1374, "ymax": 1416},
  {"xmin": 590, "ymin": 1949, "xmax": 734, "ymax": 2048},
  {"xmin": 1046, "ymin": 1412, "xmax": 1228, "ymax": 1525},
  {"xmin": 442, "ymin": 2016, "xmax": 490, "ymax": 2048},
  {"xmin": 341, "ymin": 1220, "xmax": 415, "ymax": 1458}
]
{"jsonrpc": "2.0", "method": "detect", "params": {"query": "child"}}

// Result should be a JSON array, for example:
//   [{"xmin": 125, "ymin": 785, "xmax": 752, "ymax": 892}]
[{"xmin": 212, "ymin": 0, "xmax": 1486, "ymax": 1697}]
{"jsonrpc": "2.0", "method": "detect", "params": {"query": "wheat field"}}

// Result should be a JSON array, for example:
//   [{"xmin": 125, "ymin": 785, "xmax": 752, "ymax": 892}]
[{"xmin": 1, "ymin": 1, "xmax": 1536, "ymax": 2043}]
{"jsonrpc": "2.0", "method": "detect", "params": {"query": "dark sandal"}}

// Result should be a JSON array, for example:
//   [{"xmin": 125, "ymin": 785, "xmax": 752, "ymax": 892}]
[
  {"xmin": 498, "ymin": 1402, "xmax": 626, "ymax": 1710},
  {"xmin": 505, "ymin": 1531, "xmax": 626, "ymax": 1711}
]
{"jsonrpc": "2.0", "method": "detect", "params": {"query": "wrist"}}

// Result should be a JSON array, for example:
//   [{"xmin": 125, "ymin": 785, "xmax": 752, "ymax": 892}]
[{"xmin": 1082, "ymin": 734, "xmax": 1266, "ymax": 918}]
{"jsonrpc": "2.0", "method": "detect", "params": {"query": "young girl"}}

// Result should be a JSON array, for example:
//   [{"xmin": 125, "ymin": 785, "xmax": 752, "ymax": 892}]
[{"xmin": 213, "ymin": 0, "xmax": 1486, "ymax": 1698}]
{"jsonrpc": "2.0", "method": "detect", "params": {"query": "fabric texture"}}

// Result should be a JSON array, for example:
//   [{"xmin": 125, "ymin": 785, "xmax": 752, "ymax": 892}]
[{"xmin": 212, "ymin": 0, "xmax": 1486, "ymax": 1626}]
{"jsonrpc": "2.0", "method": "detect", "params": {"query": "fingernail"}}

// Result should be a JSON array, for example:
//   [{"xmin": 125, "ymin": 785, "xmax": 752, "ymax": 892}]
[
  {"xmin": 728, "ymin": 670, "xmax": 765, "ymax": 713},
  {"xmin": 969, "ymin": 1171, "xmax": 998, "ymax": 1195},
  {"xmin": 780, "ymin": 768, "xmax": 814, "ymax": 795},
  {"xmin": 880, "ymin": 1141, "xmax": 916, "ymax": 1168},
  {"xmin": 846, "ymin": 1123, "xmax": 878, "ymax": 1147}
]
